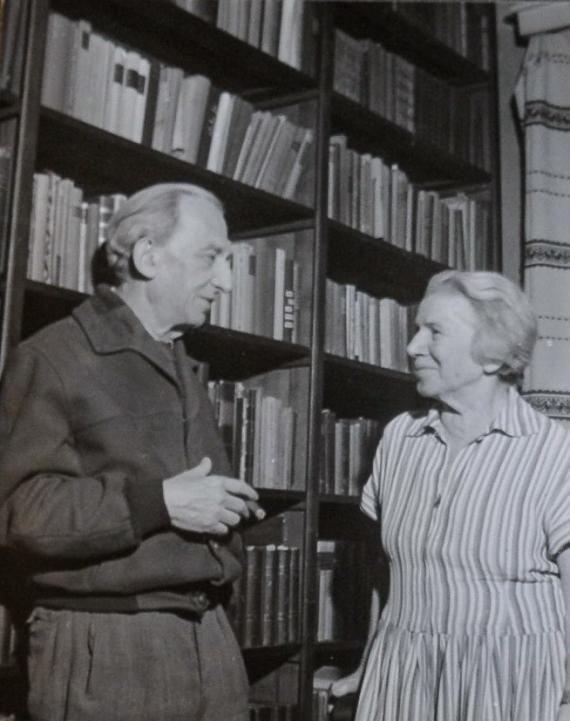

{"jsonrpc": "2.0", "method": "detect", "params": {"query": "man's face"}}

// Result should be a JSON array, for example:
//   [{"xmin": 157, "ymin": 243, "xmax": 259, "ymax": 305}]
[
  {"xmin": 151, "ymin": 196, "xmax": 232, "ymax": 330},
  {"xmin": 406, "ymin": 290, "xmax": 485, "ymax": 403}
]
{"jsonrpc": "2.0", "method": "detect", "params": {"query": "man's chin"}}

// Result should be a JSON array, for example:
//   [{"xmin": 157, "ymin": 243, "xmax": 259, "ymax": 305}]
[{"xmin": 414, "ymin": 380, "xmax": 437, "ymax": 398}]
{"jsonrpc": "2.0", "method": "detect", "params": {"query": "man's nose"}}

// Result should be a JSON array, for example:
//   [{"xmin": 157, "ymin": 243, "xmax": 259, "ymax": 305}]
[{"xmin": 213, "ymin": 256, "xmax": 232, "ymax": 293}]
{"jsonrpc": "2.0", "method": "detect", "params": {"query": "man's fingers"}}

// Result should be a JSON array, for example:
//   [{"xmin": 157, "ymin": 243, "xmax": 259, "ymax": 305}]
[
  {"xmin": 245, "ymin": 499, "xmax": 266, "ymax": 520},
  {"xmin": 187, "ymin": 456, "xmax": 212, "ymax": 478},
  {"xmin": 209, "ymin": 521, "xmax": 231, "ymax": 536},
  {"xmin": 222, "ymin": 477, "xmax": 259, "ymax": 500},
  {"xmin": 219, "ymin": 509, "xmax": 241, "ymax": 528}
]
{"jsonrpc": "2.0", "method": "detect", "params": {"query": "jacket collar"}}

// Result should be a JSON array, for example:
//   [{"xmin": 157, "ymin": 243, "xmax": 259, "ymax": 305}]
[
  {"xmin": 72, "ymin": 285, "xmax": 180, "ymax": 383},
  {"xmin": 406, "ymin": 385, "xmax": 542, "ymax": 440}
]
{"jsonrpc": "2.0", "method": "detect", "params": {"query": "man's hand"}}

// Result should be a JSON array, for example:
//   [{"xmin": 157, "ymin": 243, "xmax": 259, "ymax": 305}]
[{"xmin": 163, "ymin": 457, "xmax": 264, "ymax": 535}]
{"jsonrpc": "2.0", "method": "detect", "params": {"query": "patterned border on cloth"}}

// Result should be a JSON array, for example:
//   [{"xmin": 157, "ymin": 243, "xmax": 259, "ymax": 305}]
[
  {"xmin": 524, "ymin": 391, "xmax": 570, "ymax": 420},
  {"xmin": 525, "ymin": 100, "xmax": 570, "ymax": 131},
  {"xmin": 526, "ymin": 240, "xmax": 570, "ymax": 269}
]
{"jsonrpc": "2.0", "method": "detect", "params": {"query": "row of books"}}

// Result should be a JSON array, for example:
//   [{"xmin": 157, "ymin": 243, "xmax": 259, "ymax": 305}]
[
  {"xmin": 232, "ymin": 544, "xmax": 301, "ymax": 649},
  {"xmin": 393, "ymin": 0, "xmax": 490, "ymax": 70},
  {"xmin": 333, "ymin": 29, "xmax": 491, "ymax": 170},
  {"xmin": 325, "ymin": 281, "xmax": 416, "ymax": 373},
  {"xmin": 208, "ymin": 237, "xmax": 301, "ymax": 344},
  {"xmin": 168, "ymin": 0, "xmax": 310, "ymax": 73},
  {"xmin": 317, "ymin": 541, "xmax": 372, "ymax": 642},
  {"xmin": 319, "ymin": 412, "xmax": 381, "ymax": 498},
  {"xmin": 0, "ymin": 605, "xmax": 15, "ymax": 668},
  {"xmin": 214, "ymin": 0, "xmax": 307, "ymax": 72},
  {"xmin": 208, "ymin": 369, "xmax": 308, "ymax": 492},
  {"xmin": 27, "ymin": 171, "xmax": 126, "ymax": 293},
  {"xmin": 334, "ymin": 29, "xmax": 415, "ymax": 133},
  {"xmin": 151, "ymin": 68, "xmax": 314, "ymax": 202},
  {"xmin": 42, "ymin": 14, "xmax": 314, "ymax": 204},
  {"xmin": 42, "ymin": 14, "xmax": 152, "ymax": 143},
  {"xmin": 328, "ymin": 139, "xmax": 492, "ymax": 269}
]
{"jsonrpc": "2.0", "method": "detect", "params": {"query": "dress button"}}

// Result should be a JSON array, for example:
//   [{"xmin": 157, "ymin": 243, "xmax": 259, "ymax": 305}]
[
  {"xmin": 211, "ymin": 541, "xmax": 219, "ymax": 550},
  {"xmin": 433, "ymin": 495, "xmax": 441, "ymax": 508}
]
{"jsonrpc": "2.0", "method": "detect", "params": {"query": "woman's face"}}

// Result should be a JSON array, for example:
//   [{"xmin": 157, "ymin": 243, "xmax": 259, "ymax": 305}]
[{"xmin": 407, "ymin": 290, "xmax": 487, "ymax": 403}]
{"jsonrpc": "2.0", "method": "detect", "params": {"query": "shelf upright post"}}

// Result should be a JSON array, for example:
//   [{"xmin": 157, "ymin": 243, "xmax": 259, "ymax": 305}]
[
  {"xmin": 0, "ymin": 0, "xmax": 49, "ymax": 371},
  {"xmin": 487, "ymin": 3, "xmax": 503, "ymax": 272},
  {"xmin": 298, "ymin": 4, "xmax": 333, "ymax": 719}
]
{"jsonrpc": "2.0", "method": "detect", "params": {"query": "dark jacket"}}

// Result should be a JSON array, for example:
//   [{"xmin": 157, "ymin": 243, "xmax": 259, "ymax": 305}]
[{"xmin": 0, "ymin": 286, "xmax": 242, "ymax": 614}]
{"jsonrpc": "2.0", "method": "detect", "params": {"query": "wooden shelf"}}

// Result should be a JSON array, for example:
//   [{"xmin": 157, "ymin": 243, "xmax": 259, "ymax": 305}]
[
  {"xmin": 319, "ymin": 494, "xmax": 359, "ymax": 506},
  {"xmin": 184, "ymin": 327, "xmax": 309, "ymax": 381},
  {"xmin": 257, "ymin": 488, "xmax": 306, "ymax": 506},
  {"xmin": 319, "ymin": 501, "xmax": 378, "ymax": 540},
  {"xmin": 242, "ymin": 642, "xmax": 302, "ymax": 657},
  {"xmin": 51, "ymin": 0, "xmax": 315, "ymax": 98},
  {"xmin": 22, "ymin": 281, "xmax": 310, "ymax": 380},
  {"xmin": 316, "ymin": 640, "xmax": 364, "ymax": 653},
  {"xmin": 331, "ymin": 93, "xmax": 491, "ymax": 185},
  {"xmin": 334, "ymin": 2, "xmax": 490, "ymax": 86},
  {"xmin": 327, "ymin": 220, "xmax": 446, "ymax": 303},
  {"xmin": 37, "ymin": 109, "xmax": 314, "ymax": 235},
  {"xmin": 323, "ymin": 354, "xmax": 419, "ymax": 420}
]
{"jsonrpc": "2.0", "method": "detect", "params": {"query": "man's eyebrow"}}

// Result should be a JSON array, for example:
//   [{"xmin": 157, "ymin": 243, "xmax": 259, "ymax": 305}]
[{"xmin": 200, "ymin": 241, "xmax": 232, "ymax": 254}]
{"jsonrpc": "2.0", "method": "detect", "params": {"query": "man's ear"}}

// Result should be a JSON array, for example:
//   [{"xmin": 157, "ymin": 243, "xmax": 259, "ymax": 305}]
[
  {"xmin": 131, "ymin": 235, "xmax": 158, "ymax": 279},
  {"xmin": 482, "ymin": 359, "xmax": 502, "ymax": 376}
]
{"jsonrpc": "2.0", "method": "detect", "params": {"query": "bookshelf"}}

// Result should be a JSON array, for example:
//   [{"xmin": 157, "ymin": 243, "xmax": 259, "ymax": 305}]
[{"xmin": 0, "ymin": 1, "xmax": 501, "ymax": 718}]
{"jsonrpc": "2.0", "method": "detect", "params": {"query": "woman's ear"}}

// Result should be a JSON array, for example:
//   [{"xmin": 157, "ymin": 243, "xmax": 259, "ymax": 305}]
[{"xmin": 131, "ymin": 235, "xmax": 158, "ymax": 279}]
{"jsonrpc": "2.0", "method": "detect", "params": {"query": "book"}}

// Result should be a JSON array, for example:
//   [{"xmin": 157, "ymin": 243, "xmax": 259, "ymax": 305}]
[
  {"xmin": 206, "ymin": 91, "xmax": 235, "ymax": 173},
  {"xmin": 104, "ymin": 45, "xmax": 127, "ymax": 136},
  {"xmin": 221, "ymin": 95, "xmax": 255, "ymax": 178},
  {"xmin": 260, "ymin": 0, "xmax": 280, "ymax": 58},
  {"xmin": 195, "ymin": 83, "xmax": 223, "ymax": 168},
  {"xmin": 41, "ymin": 13, "xmax": 73, "ymax": 112}
]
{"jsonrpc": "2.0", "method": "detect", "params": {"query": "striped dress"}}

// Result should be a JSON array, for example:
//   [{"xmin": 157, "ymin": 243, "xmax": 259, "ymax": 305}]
[{"xmin": 357, "ymin": 387, "xmax": 570, "ymax": 721}]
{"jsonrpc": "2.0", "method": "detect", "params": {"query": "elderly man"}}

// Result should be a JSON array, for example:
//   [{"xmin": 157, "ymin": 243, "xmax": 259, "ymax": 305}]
[{"xmin": 0, "ymin": 183, "xmax": 261, "ymax": 721}]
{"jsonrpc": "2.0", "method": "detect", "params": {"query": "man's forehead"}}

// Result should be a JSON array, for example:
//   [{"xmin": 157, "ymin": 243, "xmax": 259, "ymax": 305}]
[{"xmin": 176, "ymin": 197, "xmax": 229, "ymax": 244}]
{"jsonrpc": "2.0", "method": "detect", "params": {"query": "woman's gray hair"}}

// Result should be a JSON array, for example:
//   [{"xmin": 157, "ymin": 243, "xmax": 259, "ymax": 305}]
[
  {"xmin": 425, "ymin": 270, "xmax": 538, "ymax": 382},
  {"xmin": 105, "ymin": 183, "xmax": 224, "ymax": 283}
]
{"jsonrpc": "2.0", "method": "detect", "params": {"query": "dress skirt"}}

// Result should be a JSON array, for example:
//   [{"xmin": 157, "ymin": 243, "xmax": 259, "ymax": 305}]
[{"xmin": 355, "ymin": 619, "xmax": 565, "ymax": 721}]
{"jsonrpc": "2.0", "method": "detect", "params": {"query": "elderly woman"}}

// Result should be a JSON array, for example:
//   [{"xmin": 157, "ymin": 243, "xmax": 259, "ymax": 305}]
[{"xmin": 332, "ymin": 270, "xmax": 570, "ymax": 721}]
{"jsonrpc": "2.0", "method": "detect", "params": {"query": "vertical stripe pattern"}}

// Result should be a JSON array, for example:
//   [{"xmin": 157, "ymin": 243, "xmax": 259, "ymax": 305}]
[{"xmin": 357, "ymin": 387, "xmax": 570, "ymax": 721}]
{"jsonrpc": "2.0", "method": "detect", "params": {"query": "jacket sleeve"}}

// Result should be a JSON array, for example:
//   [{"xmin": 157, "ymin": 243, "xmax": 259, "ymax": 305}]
[{"xmin": 0, "ymin": 344, "xmax": 169, "ymax": 562}]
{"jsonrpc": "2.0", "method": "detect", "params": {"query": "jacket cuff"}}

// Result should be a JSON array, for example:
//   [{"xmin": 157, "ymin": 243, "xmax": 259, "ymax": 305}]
[{"xmin": 125, "ymin": 477, "xmax": 171, "ymax": 538}]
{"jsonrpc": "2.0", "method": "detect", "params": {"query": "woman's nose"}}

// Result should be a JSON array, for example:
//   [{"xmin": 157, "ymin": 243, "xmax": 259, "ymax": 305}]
[{"xmin": 407, "ymin": 330, "xmax": 422, "ymax": 357}]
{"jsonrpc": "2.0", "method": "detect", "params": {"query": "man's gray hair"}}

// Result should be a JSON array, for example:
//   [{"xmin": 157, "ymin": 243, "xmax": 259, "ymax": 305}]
[
  {"xmin": 425, "ymin": 270, "xmax": 538, "ymax": 382},
  {"xmin": 105, "ymin": 183, "xmax": 224, "ymax": 283}
]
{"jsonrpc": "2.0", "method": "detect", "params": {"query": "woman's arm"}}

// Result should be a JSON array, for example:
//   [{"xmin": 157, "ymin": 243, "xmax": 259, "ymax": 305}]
[
  {"xmin": 557, "ymin": 547, "xmax": 570, "ymax": 721},
  {"xmin": 330, "ymin": 585, "xmax": 380, "ymax": 697}
]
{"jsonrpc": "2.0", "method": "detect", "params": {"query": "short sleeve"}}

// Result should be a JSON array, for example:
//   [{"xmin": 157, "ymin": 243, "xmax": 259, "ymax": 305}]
[
  {"xmin": 545, "ymin": 470, "xmax": 570, "ymax": 558},
  {"xmin": 360, "ymin": 437, "xmax": 384, "ymax": 521}
]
